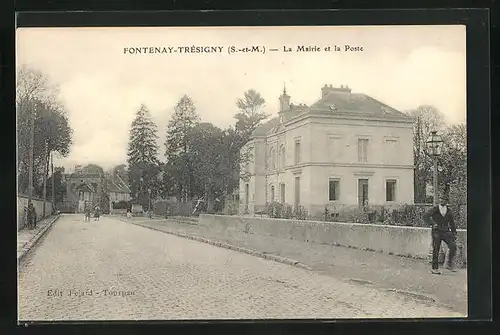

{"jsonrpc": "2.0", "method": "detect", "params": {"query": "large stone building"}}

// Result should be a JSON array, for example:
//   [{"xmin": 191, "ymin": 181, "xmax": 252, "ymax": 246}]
[
  {"xmin": 64, "ymin": 165, "xmax": 132, "ymax": 213},
  {"xmin": 239, "ymin": 84, "xmax": 415, "ymax": 217}
]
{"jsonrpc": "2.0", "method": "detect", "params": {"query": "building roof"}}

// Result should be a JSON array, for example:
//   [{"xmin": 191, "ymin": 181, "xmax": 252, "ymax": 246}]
[
  {"xmin": 65, "ymin": 171, "xmax": 131, "ymax": 195},
  {"xmin": 106, "ymin": 178, "xmax": 130, "ymax": 194},
  {"xmin": 308, "ymin": 90, "xmax": 411, "ymax": 119},
  {"xmin": 250, "ymin": 86, "xmax": 412, "ymax": 139},
  {"xmin": 67, "ymin": 172, "xmax": 103, "ymax": 179},
  {"xmin": 75, "ymin": 182, "xmax": 96, "ymax": 193},
  {"xmin": 251, "ymin": 117, "xmax": 280, "ymax": 137}
]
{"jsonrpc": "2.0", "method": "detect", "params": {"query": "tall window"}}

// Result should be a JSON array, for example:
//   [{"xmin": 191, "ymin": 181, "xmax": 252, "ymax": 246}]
[
  {"xmin": 280, "ymin": 145, "xmax": 286, "ymax": 170},
  {"xmin": 294, "ymin": 140, "xmax": 301, "ymax": 164},
  {"xmin": 269, "ymin": 148, "xmax": 276, "ymax": 170},
  {"xmin": 386, "ymin": 179, "xmax": 397, "ymax": 201},
  {"xmin": 280, "ymin": 183, "xmax": 286, "ymax": 203},
  {"xmin": 294, "ymin": 177, "xmax": 301, "ymax": 206},
  {"xmin": 270, "ymin": 186, "xmax": 275, "ymax": 202},
  {"xmin": 358, "ymin": 139, "xmax": 368, "ymax": 163},
  {"xmin": 328, "ymin": 178, "xmax": 340, "ymax": 201}
]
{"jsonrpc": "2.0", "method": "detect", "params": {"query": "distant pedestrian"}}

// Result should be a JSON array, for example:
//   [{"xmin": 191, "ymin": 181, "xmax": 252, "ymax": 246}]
[
  {"xmin": 94, "ymin": 205, "xmax": 101, "ymax": 222},
  {"xmin": 84, "ymin": 203, "xmax": 91, "ymax": 222},
  {"xmin": 423, "ymin": 195, "xmax": 457, "ymax": 274},
  {"xmin": 126, "ymin": 207, "xmax": 132, "ymax": 219},
  {"xmin": 26, "ymin": 202, "xmax": 36, "ymax": 230},
  {"xmin": 192, "ymin": 197, "xmax": 204, "ymax": 215}
]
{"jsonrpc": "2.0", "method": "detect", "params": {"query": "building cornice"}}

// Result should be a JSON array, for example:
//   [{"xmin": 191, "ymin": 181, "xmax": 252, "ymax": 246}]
[
  {"xmin": 285, "ymin": 111, "xmax": 414, "ymax": 128},
  {"xmin": 283, "ymin": 162, "xmax": 414, "ymax": 170},
  {"xmin": 247, "ymin": 162, "xmax": 414, "ymax": 177}
]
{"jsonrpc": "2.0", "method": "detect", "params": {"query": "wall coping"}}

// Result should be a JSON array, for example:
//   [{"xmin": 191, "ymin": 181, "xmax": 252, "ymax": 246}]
[
  {"xmin": 18, "ymin": 195, "xmax": 53, "ymax": 204},
  {"xmin": 200, "ymin": 214, "xmax": 467, "ymax": 233}
]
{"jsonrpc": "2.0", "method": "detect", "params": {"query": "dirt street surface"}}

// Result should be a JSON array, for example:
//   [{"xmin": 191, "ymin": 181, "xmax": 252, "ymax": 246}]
[{"xmin": 18, "ymin": 215, "xmax": 464, "ymax": 320}]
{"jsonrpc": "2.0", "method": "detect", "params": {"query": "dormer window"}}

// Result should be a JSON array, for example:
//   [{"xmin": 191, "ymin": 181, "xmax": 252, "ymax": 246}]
[{"xmin": 329, "ymin": 104, "xmax": 337, "ymax": 111}]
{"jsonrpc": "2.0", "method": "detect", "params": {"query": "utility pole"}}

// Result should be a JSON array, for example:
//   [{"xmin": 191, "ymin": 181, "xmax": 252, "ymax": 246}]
[
  {"xmin": 28, "ymin": 102, "xmax": 35, "ymax": 204},
  {"xmin": 43, "ymin": 141, "xmax": 48, "ymax": 218},
  {"xmin": 51, "ymin": 151, "xmax": 55, "ymax": 214}
]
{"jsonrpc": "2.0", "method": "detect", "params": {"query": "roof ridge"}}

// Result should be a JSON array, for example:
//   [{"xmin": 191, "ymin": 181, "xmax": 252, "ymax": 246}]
[{"xmin": 115, "ymin": 174, "xmax": 131, "ymax": 193}]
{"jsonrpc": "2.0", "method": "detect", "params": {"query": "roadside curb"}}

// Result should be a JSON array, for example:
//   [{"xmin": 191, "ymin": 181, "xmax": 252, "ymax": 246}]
[
  {"xmin": 127, "ymin": 220, "xmax": 312, "ymax": 271},
  {"xmin": 18, "ymin": 214, "xmax": 61, "ymax": 262}
]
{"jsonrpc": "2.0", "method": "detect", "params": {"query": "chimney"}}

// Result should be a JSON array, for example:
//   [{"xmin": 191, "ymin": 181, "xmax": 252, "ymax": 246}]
[{"xmin": 321, "ymin": 84, "xmax": 352, "ymax": 98}]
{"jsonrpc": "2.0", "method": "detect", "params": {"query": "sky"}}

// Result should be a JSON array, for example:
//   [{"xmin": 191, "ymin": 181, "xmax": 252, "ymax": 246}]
[{"xmin": 16, "ymin": 25, "xmax": 466, "ymax": 171}]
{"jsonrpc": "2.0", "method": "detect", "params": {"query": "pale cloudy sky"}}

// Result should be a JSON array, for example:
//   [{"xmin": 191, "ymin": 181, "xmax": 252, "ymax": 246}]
[{"xmin": 16, "ymin": 25, "xmax": 466, "ymax": 171}]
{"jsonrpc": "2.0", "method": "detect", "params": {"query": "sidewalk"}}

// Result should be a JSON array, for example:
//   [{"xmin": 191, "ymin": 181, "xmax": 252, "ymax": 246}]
[
  {"xmin": 122, "ymin": 217, "xmax": 467, "ymax": 315},
  {"xmin": 17, "ymin": 215, "xmax": 59, "ymax": 260}
]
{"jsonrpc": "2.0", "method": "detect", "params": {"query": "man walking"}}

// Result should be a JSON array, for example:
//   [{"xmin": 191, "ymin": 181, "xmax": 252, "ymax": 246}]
[
  {"xmin": 423, "ymin": 195, "xmax": 457, "ymax": 274},
  {"xmin": 84, "ymin": 201, "xmax": 91, "ymax": 222}
]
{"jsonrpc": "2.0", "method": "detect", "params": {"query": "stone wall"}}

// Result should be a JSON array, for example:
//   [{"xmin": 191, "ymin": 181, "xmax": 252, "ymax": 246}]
[
  {"xmin": 17, "ymin": 196, "xmax": 53, "ymax": 231},
  {"xmin": 199, "ymin": 214, "xmax": 467, "ymax": 267}
]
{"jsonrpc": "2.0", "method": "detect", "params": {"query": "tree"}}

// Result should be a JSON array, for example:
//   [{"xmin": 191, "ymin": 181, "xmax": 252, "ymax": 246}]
[
  {"xmin": 226, "ymin": 89, "xmax": 268, "ymax": 197},
  {"xmin": 127, "ymin": 104, "xmax": 161, "ymax": 204},
  {"xmin": 234, "ymin": 89, "xmax": 268, "ymax": 145},
  {"xmin": 16, "ymin": 66, "xmax": 73, "ymax": 197},
  {"xmin": 408, "ymin": 105, "xmax": 446, "ymax": 203},
  {"xmin": 164, "ymin": 95, "xmax": 200, "ymax": 202},
  {"xmin": 438, "ymin": 123, "xmax": 467, "ymax": 203},
  {"xmin": 188, "ymin": 122, "xmax": 225, "ymax": 210},
  {"xmin": 46, "ymin": 166, "xmax": 66, "ymax": 204}
]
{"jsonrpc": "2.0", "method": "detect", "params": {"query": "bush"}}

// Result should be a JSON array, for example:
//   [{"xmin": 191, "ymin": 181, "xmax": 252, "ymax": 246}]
[
  {"xmin": 264, "ymin": 202, "xmax": 303, "ymax": 220},
  {"xmin": 265, "ymin": 201, "xmax": 283, "ymax": 218},
  {"xmin": 225, "ymin": 200, "xmax": 239, "ymax": 215},
  {"xmin": 349, "ymin": 210, "xmax": 370, "ymax": 224},
  {"xmin": 293, "ymin": 205, "xmax": 308, "ymax": 220},
  {"xmin": 389, "ymin": 204, "xmax": 426, "ymax": 227}
]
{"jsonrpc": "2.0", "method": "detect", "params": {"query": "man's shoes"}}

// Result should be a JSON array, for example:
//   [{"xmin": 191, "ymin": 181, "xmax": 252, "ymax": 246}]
[
  {"xmin": 445, "ymin": 264, "xmax": 457, "ymax": 272},
  {"xmin": 431, "ymin": 269, "xmax": 441, "ymax": 275}
]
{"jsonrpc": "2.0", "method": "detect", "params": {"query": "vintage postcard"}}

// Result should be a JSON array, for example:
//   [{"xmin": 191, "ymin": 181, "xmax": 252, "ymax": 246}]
[{"xmin": 17, "ymin": 25, "xmax": 467, "ymax": 321}]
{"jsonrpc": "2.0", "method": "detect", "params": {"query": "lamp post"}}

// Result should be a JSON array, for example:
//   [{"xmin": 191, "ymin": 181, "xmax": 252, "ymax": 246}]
[
  {"xmin": 426, "ymin": 130, "xmax": 443, "ymax": 205},
  {"xmin": 426, "ymin": 130, "xmax": 444, "ymax": 264}
]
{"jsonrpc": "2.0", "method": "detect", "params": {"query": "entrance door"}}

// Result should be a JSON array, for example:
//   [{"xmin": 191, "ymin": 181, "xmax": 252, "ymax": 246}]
[{"xmin": 358, "ymin": 179, "xmax": 369, "ymax": 209}]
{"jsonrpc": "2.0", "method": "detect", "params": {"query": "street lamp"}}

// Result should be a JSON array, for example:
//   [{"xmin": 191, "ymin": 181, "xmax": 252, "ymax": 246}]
[
  {"xmin": 426, "ymin": 131, "xmax": 443, "ymax": 206},
  {"xmin": 426, "ymin": 130, "xmax": 445, "ymax": 264}
]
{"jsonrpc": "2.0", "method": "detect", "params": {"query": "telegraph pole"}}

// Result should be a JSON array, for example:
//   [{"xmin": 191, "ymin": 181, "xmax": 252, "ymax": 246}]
[
  {"xmin": 43, "ymin": 141, "xmax": 48, "ymax": 218},
  {"xmin": 51, "ymin": 151, "xmax": 55, "ymax": 214},
  {"xmin": 28, "ymin": 102, "xmax": 35, "ymax": 204}
]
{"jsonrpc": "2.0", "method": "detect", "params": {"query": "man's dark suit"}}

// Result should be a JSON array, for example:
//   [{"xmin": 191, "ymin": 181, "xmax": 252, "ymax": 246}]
[{"xmin": 423, "ymin": 205, "xmax": 457, "ymax": 270}]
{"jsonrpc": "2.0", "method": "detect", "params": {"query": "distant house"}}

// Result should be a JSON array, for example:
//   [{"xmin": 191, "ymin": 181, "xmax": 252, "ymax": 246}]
[
  {"xmin": 64, "ymin": 167, "xmax": 132, "ymax": 213},
  {"xmin": 107, "ymin": 175, "xmax": 132, "ymax": 206}
]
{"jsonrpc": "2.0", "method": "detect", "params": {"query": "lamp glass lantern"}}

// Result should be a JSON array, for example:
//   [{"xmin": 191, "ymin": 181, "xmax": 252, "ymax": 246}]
[{"xmin": 426, "ymin": 131, "xmax": 443, "ymax": 156}]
